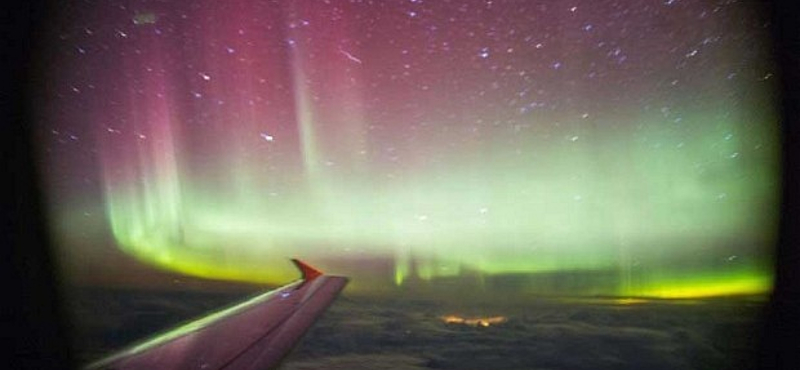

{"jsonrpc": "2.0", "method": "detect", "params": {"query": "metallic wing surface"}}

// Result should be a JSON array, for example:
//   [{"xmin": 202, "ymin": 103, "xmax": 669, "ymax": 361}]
[{"xmin": 85, "ymin": 259, "xmax": 348, "ymax": 370}]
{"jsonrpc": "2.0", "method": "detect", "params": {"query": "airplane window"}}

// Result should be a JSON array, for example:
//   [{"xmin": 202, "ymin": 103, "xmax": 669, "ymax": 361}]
[{"xmin": 31, "ymin": 0, "xmax": 786, "ymax": 369}]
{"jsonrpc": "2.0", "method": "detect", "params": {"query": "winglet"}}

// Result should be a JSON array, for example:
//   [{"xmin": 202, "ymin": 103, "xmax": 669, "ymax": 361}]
[{"xmin": 291, "ymin": 259, "xmax": 323, "ymax": 281}]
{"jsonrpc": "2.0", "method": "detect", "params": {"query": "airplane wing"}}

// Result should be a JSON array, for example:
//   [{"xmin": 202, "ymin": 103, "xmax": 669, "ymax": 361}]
[{"xmin": 85, "ymin": 259, "xmax": 348, "ymax": 370}]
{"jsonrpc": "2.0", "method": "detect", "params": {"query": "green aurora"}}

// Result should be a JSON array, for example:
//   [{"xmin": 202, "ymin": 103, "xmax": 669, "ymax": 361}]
[{"xmin": 101, "ymin": 106, "xmax": 780, "ymax": 297}]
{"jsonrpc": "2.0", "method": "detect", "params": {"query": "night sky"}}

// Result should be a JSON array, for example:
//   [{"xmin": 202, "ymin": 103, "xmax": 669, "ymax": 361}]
[{"xmin": 37, "ymin": 0, "xmax": 780, "ymax": 298}]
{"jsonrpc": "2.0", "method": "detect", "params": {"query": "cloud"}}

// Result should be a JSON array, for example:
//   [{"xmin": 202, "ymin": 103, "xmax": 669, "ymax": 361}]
[
  {"xmin": 66, "ymin": 288, "xmax": 764, "ymax": 370},
  {"xmin": 285, "ymin": 295, "xmax": 762, "ymax": 370},
  {"xmin": 280, "ymin": 354, "xmax": 429, "ymax": 370}
]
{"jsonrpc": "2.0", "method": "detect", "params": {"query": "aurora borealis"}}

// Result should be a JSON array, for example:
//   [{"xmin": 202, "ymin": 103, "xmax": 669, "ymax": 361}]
[{"xmin": 37, "ymin": 0, "xmax": 780, "ymax": 298}]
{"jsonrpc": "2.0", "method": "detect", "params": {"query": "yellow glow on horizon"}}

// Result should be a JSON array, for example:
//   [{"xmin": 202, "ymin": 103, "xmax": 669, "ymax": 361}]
[{"xmin": 634, "ymin": 274, "xmax": 772, "ymax": 299}]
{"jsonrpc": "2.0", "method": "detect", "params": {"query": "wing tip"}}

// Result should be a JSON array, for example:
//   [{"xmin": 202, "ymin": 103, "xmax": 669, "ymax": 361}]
[{"xmin": 291, "ymin": 259, "xmax": 324, "ymax": 281}]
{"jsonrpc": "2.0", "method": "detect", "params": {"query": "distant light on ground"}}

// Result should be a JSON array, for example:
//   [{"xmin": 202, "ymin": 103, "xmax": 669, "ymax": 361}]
[{"xmin": 441, "ymin": 315, "xmax": 508, "ymax": 327}]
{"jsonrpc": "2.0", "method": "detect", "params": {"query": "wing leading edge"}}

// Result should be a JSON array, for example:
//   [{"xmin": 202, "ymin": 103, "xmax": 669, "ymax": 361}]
[{"xmin": 85, "ymin": 259, "xmax": 348, "ymax": 370}]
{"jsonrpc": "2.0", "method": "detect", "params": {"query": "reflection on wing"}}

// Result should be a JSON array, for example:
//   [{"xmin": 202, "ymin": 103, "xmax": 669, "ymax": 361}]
[{"xmin": 86, "ymin": 259, "xmax": 348, "ymax": 370}]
